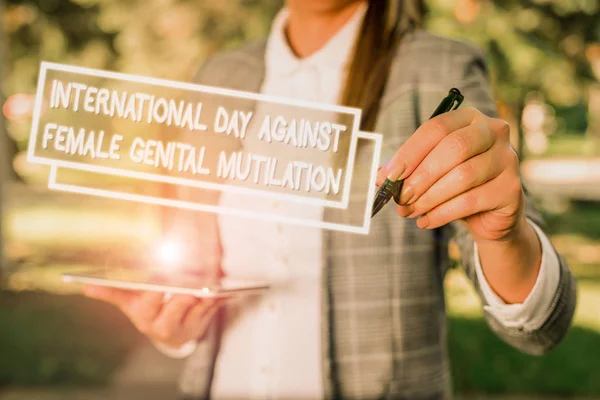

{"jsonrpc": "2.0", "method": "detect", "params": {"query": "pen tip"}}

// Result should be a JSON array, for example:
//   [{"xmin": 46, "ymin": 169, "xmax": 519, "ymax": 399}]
[{"xmin": 371, "ymin": 197, "xmax": 385, "ymax": 218}]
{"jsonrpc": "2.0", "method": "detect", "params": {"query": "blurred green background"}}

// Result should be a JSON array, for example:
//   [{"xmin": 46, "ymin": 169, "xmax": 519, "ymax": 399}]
[{"xmin": 1, "ymin": 0, "xmax": 600, "ymax": 398}]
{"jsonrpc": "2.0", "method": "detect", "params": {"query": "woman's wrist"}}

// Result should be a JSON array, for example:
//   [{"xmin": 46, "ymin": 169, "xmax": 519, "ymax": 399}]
[{"xmin": 475, "ymin": 216, "xmax": 543, "ymax": 303}]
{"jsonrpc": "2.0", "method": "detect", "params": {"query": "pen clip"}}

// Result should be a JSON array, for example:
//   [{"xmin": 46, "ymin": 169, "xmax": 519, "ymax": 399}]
[
  {"xmin": 429, "ymin": 88, "xmax": 464, "ymax": 119},
  {"xmin": 447, "ymin": 88, "xmax": 464, "ymax": 111}
]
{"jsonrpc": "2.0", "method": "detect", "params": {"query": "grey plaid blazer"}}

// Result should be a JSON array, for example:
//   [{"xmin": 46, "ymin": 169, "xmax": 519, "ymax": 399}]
[{"xmin": 178, "ymin": 31, "xmax": 577, "ymax": 400}]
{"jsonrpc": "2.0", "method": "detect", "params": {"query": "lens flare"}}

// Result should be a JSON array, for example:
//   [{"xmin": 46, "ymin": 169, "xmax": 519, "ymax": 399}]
[{"xmin": 156, "ymin": 239, "xmax": 184, "ymax": 268}]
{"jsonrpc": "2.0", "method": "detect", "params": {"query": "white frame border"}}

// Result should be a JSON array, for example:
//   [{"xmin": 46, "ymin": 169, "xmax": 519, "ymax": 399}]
[
  {"xmin": 28, "ymin": 62, "xmax": 362, "ymax": 210},
  {"xmin": 48, "ymin": 131, "xmax": 382, "ymax": 235}
]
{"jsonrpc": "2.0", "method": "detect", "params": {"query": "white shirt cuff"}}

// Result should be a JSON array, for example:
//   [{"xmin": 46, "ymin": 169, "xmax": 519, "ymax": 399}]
[
  {"xmin": 474, "ymin": 218, "xmax": 560, "ymax": 331},
  {"xmin": 152, "ymin": 339, "xmax": 198, "ymax": 359}
]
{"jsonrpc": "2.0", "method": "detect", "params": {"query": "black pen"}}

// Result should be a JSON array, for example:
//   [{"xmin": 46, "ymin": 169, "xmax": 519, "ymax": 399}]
[{"xmin": 371, "ymin": 88, "xmax": 464, "ymax": 218}]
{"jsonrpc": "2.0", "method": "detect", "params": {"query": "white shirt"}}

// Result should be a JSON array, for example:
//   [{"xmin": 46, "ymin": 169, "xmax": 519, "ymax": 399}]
[{"xmin": 157, "ymin": 4, "xmax": 561, "ymax": 397}]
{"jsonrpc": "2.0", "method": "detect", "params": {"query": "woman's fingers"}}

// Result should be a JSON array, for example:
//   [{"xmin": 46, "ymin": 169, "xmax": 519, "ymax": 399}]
[
  {"xmin": 414, "ymin": 170, "xmax": 513, "ymax": 230},
  {"xmin": 84, "ymin": 281, "xmax": 247, "ymax": 348},
  {"xmin": 398, "ymin": 121, "xmax": 494, "ymax": 205},
  {"xmin": 83, "ymin": 287, "xmax": 164, "ymax": 338},
  {"xmin": 378, "ymin": 107, "xmax": 483, "ymax": 182},
  {"xmin": 152, "ymin": 296, "xmax": 230, "ymax": 347},
  {"xmin": 182, "ymin": 298, "xmax": 223, "ymax": 341},
  {"xmin": 151, "ymin": 295, "xmax": 199, "ymax": 344},
  {"xmin": 122, "ymin": 291, "xmax": 164, "ymax": 334},
  {"xmin": 400, "ymin": 142, "xmax": 505, "ymax": 218},
  {"xmin": 84, "ymin": 284, "xmax": 235, "ymax": 348}
]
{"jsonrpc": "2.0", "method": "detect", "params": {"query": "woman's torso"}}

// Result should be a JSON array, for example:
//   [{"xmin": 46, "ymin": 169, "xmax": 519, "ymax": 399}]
[
  {"xmin": 178, "ymin": 29, "xmax": 466, "ymax": 400},
  {"xmin": 212, "ymin": 12, "xmax": 352, "ymax": 396}
]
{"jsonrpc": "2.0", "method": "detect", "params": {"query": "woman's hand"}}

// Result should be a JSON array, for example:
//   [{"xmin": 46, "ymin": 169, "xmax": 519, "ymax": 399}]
[
  {"xmin": 83, "ymin": 286, "xmax": 222, "ymax": 349},
  {"xmin": 377, "ymin": 107, "xmax": 526, "ymax": 243},
  {"xmin": 85, "ymin": 211, "xmax": 230, "ymax": 348}
]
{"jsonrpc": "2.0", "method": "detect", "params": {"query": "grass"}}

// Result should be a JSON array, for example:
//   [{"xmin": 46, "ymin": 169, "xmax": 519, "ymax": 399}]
[
  {"xmin": 0, "ymin": 291, "xmax": 139, "ymax": 389},
  {"xmin": 446, "ymin": 273, "xmax": 600, "ymax": 396},
  {"xmin": 448, "ymin": 317, "xmax": 600, "ymax": 396}
]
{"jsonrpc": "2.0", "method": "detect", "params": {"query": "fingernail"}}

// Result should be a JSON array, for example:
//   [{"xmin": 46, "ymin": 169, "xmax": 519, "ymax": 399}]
[
  {"xmin": 396, "ymin": 205, "xmax": 412, "ymax": 218},
  {"xmin": 386, "ymin": 160, "xmax": 406, "ymax": 181},
  {"xmin": 406, "ymin": 209, "xmax": 420, "ymax": 219},
  {"xmin": 399, "ymin": 185, "xmax": 414, "ymax": 205},
  {"xmin": 417, "ymin": 215, "xmax": 430, "ymax": 229},
  {"xmin": 376, "ymin": 167, "xmax": 386, "ymax": 186}
]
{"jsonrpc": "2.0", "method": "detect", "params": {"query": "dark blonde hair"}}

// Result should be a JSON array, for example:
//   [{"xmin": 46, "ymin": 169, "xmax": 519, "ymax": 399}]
[{"xmin": 340, "ymin": 0, "xmax": 428, "ymax": 132}]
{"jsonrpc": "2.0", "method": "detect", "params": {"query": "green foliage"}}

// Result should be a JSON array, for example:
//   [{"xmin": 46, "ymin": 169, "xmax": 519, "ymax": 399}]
[
  {"xmin": 3, "ymin": 0, "xmax": 598, "ymax": 175},
  {"xmin": 426, "ymin": 0, "xmax": 599, "ymax": 110},
  {"xmin": 4, "ymin": 0, "xmax": 282, "ymax": 92},
  {"xmin": 545, "ymin": 199, "xmax": 600, "ymax": 240},
  {"xmin": 6, "ymin": 0, "xmax": 596, "ymax": 102},
  {"xmin": 3, "ymin": 0, "xmax": 283, "ymax": 180}
]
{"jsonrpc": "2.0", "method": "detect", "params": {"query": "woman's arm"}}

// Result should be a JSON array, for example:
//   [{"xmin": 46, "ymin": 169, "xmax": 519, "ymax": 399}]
[
  {"xmin": 444, "ymin": 41, "xmax": 577, "ymax": 354},
  {"xmin": 377, "ymin": 36, "xmax": 577, "ymax": 355}
]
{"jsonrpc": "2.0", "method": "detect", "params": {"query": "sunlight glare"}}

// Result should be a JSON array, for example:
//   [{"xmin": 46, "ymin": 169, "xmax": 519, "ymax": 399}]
[{"xmin": 156, "ymin": 239, "xmax": 184, "ymax": 269}]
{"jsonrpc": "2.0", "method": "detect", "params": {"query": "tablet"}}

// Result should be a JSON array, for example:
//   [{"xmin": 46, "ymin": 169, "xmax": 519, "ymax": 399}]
[{"xmin": 62, "ymin": 267, "xmax": 270, "ymax": 298}]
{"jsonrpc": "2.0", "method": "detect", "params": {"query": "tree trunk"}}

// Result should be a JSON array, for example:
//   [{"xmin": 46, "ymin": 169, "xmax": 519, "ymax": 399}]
[
  {"xmin": 1, "ymin": 0, "xmax": 6, "ymax": 289},
  {"xmin": 0, "ymin": 0, "xmax": 17, "ymax": 290}
]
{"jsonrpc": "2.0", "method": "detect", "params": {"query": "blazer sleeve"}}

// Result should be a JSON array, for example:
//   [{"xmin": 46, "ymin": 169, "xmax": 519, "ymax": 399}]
[{"xmin": 434, "ymin": 39, "xmax": 578, "ymax": 355}]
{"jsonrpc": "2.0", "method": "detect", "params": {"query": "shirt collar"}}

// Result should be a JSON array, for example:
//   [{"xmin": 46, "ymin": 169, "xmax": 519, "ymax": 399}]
[{"xmin": 264, "ymin": 3, "xmax": 368, "ymax": 77}]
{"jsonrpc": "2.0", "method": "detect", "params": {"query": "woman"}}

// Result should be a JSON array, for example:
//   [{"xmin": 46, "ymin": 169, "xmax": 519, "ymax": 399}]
[{"xmin": 84, "ymin": 0, "xmax": 577, "ymax": 399}]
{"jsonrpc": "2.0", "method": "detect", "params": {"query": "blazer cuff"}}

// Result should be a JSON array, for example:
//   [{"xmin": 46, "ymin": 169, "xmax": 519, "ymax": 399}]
[{"xmin": 474, "ymin": 218, "xmax": 561, "ymax": 331}]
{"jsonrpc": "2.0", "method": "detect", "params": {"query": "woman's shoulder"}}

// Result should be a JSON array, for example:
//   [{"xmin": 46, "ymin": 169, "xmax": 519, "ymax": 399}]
[
  {"xmin": 397, "ymin": 30, "xmax": 486, "ymax": 60},
  {"xmin": 384, "ymin": 30, "xmax": 489, "ymax": 95},
  {"xmin": 380, "ymin": 30, "xmax": 493, "ymax": 119},
  {"xmin": 192, "ymin": 39, "xmax": 267, "ymax": 87}
]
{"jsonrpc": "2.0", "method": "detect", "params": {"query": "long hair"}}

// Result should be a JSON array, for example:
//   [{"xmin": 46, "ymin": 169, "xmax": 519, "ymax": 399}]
[{"xmin": 340, "ymin": 0, "xmax": 428, "ymax": 132}]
